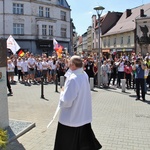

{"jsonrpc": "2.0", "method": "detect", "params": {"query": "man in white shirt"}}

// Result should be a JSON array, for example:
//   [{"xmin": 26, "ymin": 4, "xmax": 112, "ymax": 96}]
[
  {"xmin": 28, "ymin": 53, "xmax": 35, "ymax": 83},
  {"xmin": 54, "ymin": 55, "xmax": 102, "ymax": 150}
]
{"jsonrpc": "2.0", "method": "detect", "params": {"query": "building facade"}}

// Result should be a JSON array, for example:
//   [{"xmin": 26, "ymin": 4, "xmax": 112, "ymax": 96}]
[
  {"xmin": 102, "ymin": 3, "xmax": 150, "ymax": 56},
  {"xmin": 82, "ymin": 31, "xmax": 87, "ymax": 52},
  {"xmin": 0, "ymin": 0, "xmax": 71, "ymax": 55},
  {"xmin": 87, "ymin": 26, "xmax": 92, "ymax": 52}
]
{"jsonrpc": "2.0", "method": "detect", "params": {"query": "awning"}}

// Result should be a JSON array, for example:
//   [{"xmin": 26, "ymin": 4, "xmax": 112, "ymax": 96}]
[{"xmin": 102, "ymin": 49, "xmax": 110, "ymax": 53}]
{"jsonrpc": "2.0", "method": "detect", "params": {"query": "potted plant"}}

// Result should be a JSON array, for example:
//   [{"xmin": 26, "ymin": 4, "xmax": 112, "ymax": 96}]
[{"xmin": 0, "ymin": 129, "xmax": 8, "ymax": 149}]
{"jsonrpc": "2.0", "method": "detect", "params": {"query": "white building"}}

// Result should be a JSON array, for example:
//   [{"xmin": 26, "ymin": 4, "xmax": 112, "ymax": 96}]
[{"xmin": 0, "ymin": 0, "xmax": 71, "ymax": 55}]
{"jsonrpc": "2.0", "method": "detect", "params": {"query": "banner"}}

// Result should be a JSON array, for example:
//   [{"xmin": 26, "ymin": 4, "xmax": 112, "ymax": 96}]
[{"xmin": 7, "ymin": 35, "xmax": 20, "ymax": 54}]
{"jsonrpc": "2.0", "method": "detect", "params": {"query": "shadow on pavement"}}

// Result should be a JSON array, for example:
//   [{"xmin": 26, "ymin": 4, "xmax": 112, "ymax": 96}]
[
  {"xmin": 141, "ymin": 99, "xmax": 150, "ymax": 105},
  {"xmin": 6, "ymin": 140, "xmax": 26, "ymax": 150},
  {"xmin": 41, "ymin": 97, "xmax": 49, "ymax": 101},
  {"xmin": 129, "ymin": 94, "xmax": 136, "ymax": 98},
  {"xmin": 102, "ymin": 88, "xmax": 131, "ymax": 95},
  {"xmin": 91, "ymin": 89, "xmax": 98, "ymax": 92}
]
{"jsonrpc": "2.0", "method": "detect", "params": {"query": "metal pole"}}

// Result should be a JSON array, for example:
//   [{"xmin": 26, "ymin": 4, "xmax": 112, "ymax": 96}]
[
  {"xmin": 90, "ymin": 77, "xmax": 94, "ymax": 90},
  {"xmin": 97, "ymin": 14, "xmax": 101, "ymax": 87},
  {"xmin": 94, "ymin": 6, "xmax": 105, "ymax": 88},
  {"xmin": 41, "ymin": 76, "xmax": 44, "ymax": 99},
  {"xmin": 60, "ymin": 76, "xmax": 64, "ymax": 88},
  {"xmin": 55, "ymin": 73, "xmax": 58, "ymax": 92}
]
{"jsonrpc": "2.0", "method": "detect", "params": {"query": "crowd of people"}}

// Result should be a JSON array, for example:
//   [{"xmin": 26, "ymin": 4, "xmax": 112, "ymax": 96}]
[{"xmin": 7, "ymin": 51, "xmax": 150, "ymax": 100}]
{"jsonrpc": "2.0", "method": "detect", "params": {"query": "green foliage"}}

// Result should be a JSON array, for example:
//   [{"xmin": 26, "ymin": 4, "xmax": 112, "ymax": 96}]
[{"xmin": 0, "ymin": 129, "xmax": 8, "ymax": 149}]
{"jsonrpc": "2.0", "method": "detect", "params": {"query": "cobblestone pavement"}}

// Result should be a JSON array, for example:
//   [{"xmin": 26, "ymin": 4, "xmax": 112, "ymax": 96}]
[{"xmin": 6, "ymin": 79, "xmax": 150, "ymax": 150}]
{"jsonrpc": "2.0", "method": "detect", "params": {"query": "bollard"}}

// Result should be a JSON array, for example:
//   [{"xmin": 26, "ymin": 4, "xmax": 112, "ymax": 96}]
[
  {"xmin": 60, "ymin": 76, "xmax": 64, "ymax": 88},
  {"xmin": 55, "ymin": 74, "xmax": 58, "ymax": 92},
  {"xmin": 41, "ymin": 76, "xmax": 45, "ymax": 99},
  {"xmin": 90, "ymin": 77, "xmax": 94, "ymax": 90},
  {"xmin": 121, "ymin": 79, "xmax": 126, "ymax": 92}
]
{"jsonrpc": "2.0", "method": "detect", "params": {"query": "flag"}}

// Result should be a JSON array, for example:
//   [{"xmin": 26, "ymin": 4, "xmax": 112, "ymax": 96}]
[
  {"xmin": 17, "ymin": 49, "xmax": 25, "ymax": 57},
  {"xmin": 7, "ymin": 35, "xmax": 20, "ymax": 54},
  {"xmin": 53, "ymin": 38, "xmax": 58, "ymax": 50},
  {"xmin": 53, "ymin": 38, "xmax": 63, "ymax": 58}
]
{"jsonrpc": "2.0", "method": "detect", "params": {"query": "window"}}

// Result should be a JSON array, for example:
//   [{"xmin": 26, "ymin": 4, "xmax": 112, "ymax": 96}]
[
  {"xmin": 13, "ymin": 23, "xmax": 24, "ymax": 34},
  {"xmin": 61, "ymin": 27, "xmax": 66, "ymax": 37},
  {"xmin": 46, "ymin": 7, "xmax": 50, "ymax": 18},
  {"xmin": 42, "ymin": 25, "xmax": 47, "ymax": 35},
  {"xmin": 39, "ymin": 6, "xmax": 43, "ymax": 17},
  {"xmin": 127, "ymin": 36, "xmax": 130, "ymax": 44},
  {"xmin": 104, "ymin": 39, "xmax": 106, "ymax": 47},
  {"xmin": 49, "ymin": 25, "xmax": 53, "ymax": 36},
  {"xmin": 93, "ymin": 43, "xmax": 94, "ymax": 49},
  {"xmin": 61, "ymin": 11, "xmax": 66, "ymax": 21},
  {"xmin": 13, "ymin": 3, "xmax": 24, "ymax": 14},
  {"xmin": 114, "ymin": 38, "xmax": 116, "ymax": 46},
  {"xmin": 108, "ymin": 39, "xmax": 110, "ymax": 47},
  {"xmin": 121, "ymin": 37, "xmax": 123, "ymax": 45},
  {"xmin": 37, "ymin": 25, "xmax": 39, "ymax": 35}
]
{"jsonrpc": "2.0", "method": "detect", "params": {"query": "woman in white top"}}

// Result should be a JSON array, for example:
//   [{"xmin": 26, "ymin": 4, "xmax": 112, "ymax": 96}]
[
  {"xmin": 7, "ymin": 59, "xmax": 15, "ymax": 83},
  {"xmin": 117, "ymin": 58, "xmax": 125, "ymax": 87}
]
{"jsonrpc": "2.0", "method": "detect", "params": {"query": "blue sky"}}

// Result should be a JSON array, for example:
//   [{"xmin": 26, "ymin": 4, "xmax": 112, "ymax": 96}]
[{"xmin": 67, "ymin": 0, "xmax": 150, "ymax": 35}]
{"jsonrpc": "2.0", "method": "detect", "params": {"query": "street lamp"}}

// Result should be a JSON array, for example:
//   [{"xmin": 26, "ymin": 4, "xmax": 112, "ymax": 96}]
[{"xmin": 94, "ymin": 6, "xmax": 105, "ymax": 87}]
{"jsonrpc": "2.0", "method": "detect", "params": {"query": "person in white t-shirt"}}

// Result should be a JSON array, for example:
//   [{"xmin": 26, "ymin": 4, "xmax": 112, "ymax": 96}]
[
  {"xmin": 28, "ymin": 53, "xmax": 35, "ymax": 83},
  {"xmin": 41, "ymin": 58, "xmax": 48, "ymax": 83},
  {"xmin": 21, "ymin": 57, "xmax": 29, "ymax": 84},
  {"xmin": 117, "ymin": 58, "xmax": 125, "ymax": 87},
  {"xmin": 49, "ymin": 57, "xmax": 57, "ymax": 83},
  {"xmin": 35, "ymin": 58, "xmax": 42, "ymax": 82},
  {"xmin": 54, "ymin": 55, "xmax": 102, "ymax": 150},
  {"xmin": 7, "ymin": 59, "xmax": 15, "ymax": 83}
]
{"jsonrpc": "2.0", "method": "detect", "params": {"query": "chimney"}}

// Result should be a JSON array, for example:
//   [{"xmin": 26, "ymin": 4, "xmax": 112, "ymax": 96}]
[
  {"xmin": 126, "ymin": 9, "xmax": 132, "ymax": 18},
  {"xmin": 140, "ymin": 9, "xmax": 145, "ymax": 17}
]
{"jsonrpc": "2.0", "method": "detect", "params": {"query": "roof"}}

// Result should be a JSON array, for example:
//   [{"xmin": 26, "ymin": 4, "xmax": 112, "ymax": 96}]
[
  {"xmin": 103, "ymin": 3, "xmax": 150, "ymax": 36},
  {"xmin": 95, "ymin": 14, "xmax": 107, "ymax": 29}
]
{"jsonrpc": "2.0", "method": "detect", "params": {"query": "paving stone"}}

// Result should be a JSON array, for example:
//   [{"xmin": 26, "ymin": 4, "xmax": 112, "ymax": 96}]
[{"xmin": 5, "ymin": 77, "xmax": 150, "ymax": 150}]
